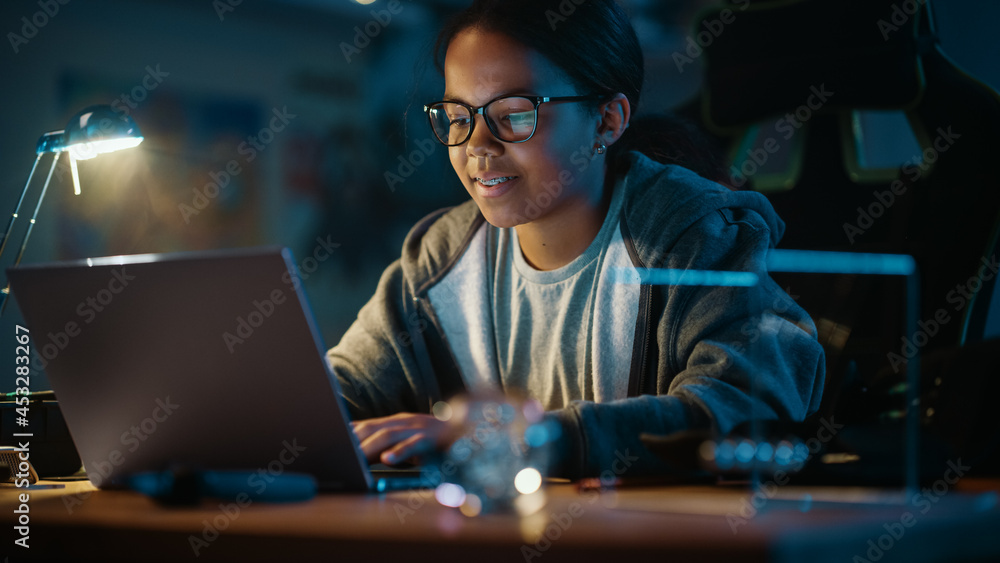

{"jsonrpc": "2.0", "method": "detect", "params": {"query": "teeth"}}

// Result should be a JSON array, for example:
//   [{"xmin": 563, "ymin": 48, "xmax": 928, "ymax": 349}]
[{"xmin": 478, "ymin": 176, "xmax": 515, "ymax": 186}]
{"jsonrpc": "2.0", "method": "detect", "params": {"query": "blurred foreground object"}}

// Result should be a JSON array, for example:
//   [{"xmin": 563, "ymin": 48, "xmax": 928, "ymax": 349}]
[{"xmin": 432, "ymin": 393, "xmax": 558, "ymax": 516}]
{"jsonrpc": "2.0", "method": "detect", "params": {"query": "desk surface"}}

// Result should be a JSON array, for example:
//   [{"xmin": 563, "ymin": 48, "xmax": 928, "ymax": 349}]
[{"xmin": 3, "ymin": 478, "xmax": 1000, "ymax": 562}]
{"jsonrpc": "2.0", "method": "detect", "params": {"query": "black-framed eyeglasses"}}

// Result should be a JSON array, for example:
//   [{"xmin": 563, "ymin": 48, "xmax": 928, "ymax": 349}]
[{"xmin": 423, "ymin": 95, "xmax": 602, "ymax": 146}]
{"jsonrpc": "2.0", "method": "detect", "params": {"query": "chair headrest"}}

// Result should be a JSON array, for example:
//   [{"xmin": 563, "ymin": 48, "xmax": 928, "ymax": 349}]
[{"xmin": 699, "ymin": 0, "xmax": 929, "ymax": 131}]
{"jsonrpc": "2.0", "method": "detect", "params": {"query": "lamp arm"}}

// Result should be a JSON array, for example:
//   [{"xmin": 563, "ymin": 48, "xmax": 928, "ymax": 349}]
[
  {"xmin": 0, "ymin": 153, "xmax": 44, "ymax": 261},
  {"xmin": 0, "ymin": 151, "xmax": 61, "ymax": 317},
  {"xmin": 12, "ymin": 151, "xmax": 61, "ymax": 269}
]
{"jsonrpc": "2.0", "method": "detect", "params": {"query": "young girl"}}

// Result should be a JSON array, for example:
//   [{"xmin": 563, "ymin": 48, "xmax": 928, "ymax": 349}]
[{"xmin": 328, "ymin": 0, "xmax": 825, "ymax": 478}]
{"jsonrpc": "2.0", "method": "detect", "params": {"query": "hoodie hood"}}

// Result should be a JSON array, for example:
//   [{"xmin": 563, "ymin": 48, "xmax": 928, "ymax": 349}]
[
  {"xmin": 620, "ymin": 151, "xmax": 786, "ymax": 264},
  {"xmin": 399, "ymin": 151, "xmax": 785, "ymax": 292}
]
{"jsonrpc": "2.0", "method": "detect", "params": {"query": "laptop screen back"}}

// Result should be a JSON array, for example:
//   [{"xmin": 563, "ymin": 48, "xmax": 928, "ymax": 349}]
[{"xmin": 8, "ymin": 246, "xmax": 371, "ymax": 491}]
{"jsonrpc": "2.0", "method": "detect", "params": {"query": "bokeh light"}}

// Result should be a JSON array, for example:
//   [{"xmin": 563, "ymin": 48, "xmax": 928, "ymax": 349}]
[
  {"xmin": 435, "ymin": 482, "xmax": 467, "ymax": 508},
  {"xmin": 514, "ymin": 467, "xmax": 542, "ymax": 495}
]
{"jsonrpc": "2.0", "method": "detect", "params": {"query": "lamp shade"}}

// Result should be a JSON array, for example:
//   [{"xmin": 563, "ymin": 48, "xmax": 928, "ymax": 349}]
[
  {"xmin": 34, "ymin": 131, "xmax": 64, "ymax": 154},
  {"xmin": 35, "ymin": 105, "xmax": 144, "ymax": 158},
  {"xmin": 1, "ymin": 104, "xmax": 146, "ymax": 317},
  {"xmin": 64, "ymin": 104, "xmax": 144, "ymax": 160}
]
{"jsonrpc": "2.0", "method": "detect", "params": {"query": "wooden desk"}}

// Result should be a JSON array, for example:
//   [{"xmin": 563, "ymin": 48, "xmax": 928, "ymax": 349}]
[{"xmin": 3, "ymin": 478, "xmax": 1000, "ymax": 562}]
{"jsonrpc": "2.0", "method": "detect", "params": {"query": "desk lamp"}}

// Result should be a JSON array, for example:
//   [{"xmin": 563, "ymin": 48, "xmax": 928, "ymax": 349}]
[{"xmin": 0, "ymin": 105, "xmax": 144, "ymax": 315}]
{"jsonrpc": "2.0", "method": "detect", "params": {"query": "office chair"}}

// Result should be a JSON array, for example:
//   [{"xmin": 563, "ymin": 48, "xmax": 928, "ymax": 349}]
[{"xmin": 676, "ymin": 0, "xmax": 1000, "ymax": 475}]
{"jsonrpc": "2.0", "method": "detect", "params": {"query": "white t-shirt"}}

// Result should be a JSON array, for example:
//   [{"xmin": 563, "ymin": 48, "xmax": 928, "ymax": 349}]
[{"xmin": 427, "ymin": 182, "xmax": 640, "ymax": 410}]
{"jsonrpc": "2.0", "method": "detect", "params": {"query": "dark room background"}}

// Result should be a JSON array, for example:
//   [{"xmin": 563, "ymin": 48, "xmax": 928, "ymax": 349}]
[{"xmin": 0, "ymin": 0, "xmax": 996, "ymax": 389}]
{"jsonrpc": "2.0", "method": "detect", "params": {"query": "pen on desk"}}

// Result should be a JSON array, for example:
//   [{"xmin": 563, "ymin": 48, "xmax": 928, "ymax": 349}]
[{"xmin": 576, "ymin": 474, "xmax": 717, "ymax": 491}]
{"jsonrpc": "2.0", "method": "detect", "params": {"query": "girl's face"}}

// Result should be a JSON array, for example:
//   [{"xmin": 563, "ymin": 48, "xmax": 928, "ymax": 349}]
[{"xmin": 443, "ymin": 29, "xmax": 607, "ymax": 229}]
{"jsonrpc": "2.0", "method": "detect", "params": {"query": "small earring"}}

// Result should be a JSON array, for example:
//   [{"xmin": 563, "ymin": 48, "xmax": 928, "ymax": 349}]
[{"xmin": 595, "ymin": 143, "xmax": 606, "ymax": 155}]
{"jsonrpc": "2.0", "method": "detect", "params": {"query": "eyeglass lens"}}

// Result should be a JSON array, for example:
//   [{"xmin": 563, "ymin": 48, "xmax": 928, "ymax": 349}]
[{"xmin": 427, "ymin": 97, "xmax": 537, "ymax": 145}]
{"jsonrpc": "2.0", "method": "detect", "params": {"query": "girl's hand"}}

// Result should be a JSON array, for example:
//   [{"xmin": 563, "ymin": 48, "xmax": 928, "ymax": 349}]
[{"xmin": 351, "ymin": 412, "xmax": 453, "ymax": 466}]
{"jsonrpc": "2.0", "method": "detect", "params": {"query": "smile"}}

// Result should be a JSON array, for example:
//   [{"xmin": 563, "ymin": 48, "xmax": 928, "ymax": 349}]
[{"xmin": 476, "ymin": 176, "xmax": 517, "ymax": 186}]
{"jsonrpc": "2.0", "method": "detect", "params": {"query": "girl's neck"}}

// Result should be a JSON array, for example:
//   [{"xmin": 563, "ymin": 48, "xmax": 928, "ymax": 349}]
[{"xmin": 514, "ymin": 175, "xmax": 613, "ymax": 271}]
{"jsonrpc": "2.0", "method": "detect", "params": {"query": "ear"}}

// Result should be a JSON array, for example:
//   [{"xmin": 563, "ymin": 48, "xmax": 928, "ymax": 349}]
[{"xmin": 595, "ymin": 93, "xmax": 631, "ymax": 147}]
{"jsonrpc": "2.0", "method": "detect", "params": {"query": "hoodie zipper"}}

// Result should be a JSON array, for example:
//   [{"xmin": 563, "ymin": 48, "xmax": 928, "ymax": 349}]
[
  {"xmin": 640, "ymin": 285, "xmax": 653, "ymax": 395},
  {"xmin": 628, "ymin": 285, "xmax": 652, "ymax": 397}
]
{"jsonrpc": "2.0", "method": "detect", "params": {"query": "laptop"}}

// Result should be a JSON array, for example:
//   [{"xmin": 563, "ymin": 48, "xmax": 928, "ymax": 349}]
[{"xmin": 7, "ymin": 246, "xmax": 406, "ymax": 493}]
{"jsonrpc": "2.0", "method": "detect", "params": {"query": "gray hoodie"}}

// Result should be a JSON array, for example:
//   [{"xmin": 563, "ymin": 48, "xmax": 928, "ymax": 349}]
[{"xmin": 328, "ymin": 151, "xmax": 825, "ymax": 478}]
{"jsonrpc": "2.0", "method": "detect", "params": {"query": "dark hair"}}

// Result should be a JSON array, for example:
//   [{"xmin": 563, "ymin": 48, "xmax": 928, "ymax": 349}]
[
  {"xmin": 434, "ymin": 0, "xmax": 643, "ymax": 108},
  {"xmin": 433, "ymin": 0, "xmax": 728, "ymax": 182},
  {"xmin": 434, "ymin": 0, "xmax": 643, "ymax": 172},
  {"xmin": 615, "ymin": 114, "xmax": 730, "ymax": 185}
]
